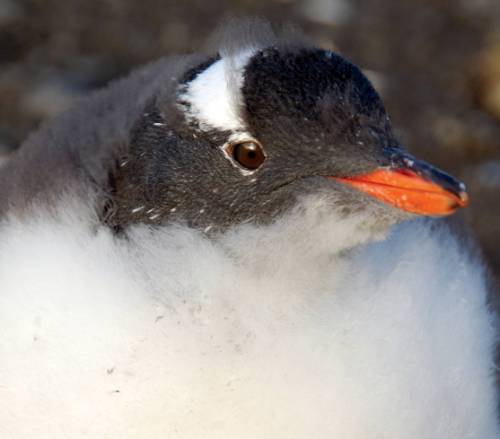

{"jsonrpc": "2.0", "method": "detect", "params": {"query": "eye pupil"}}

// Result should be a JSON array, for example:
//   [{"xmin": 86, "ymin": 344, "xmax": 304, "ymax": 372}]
[{"xmin": 232, "ymin": 141, "xmax": 266, "ymax": 170}]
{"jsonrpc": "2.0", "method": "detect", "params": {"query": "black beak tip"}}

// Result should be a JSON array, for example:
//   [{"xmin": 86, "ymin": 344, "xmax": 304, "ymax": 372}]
[{"xmin": 384, "ymin": 146, "xmax": 469, "ymax": 203}]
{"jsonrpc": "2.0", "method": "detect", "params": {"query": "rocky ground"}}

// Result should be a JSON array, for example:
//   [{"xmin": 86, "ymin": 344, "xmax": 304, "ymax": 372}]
[{"xmin": 1, "ymin": 0, "xmax": 499, "ymax": 291}]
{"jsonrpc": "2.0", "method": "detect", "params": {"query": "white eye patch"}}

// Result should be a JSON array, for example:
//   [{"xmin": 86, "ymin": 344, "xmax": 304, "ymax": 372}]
[{"xmin": 178, "ymin": 50, "xmax": 256, "ymax": 132}]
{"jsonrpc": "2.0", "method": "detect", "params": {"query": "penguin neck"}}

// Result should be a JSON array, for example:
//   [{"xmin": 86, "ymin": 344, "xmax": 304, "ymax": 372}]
[{"xmin": 214, "ymin": 196, "xmax": 392, "ymax": 277}]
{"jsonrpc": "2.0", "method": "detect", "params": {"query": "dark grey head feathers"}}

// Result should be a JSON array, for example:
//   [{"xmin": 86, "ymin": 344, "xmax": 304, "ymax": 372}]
[{"xmin": 0, "ymin": 20, "xmax": 406, "ymax": 232}]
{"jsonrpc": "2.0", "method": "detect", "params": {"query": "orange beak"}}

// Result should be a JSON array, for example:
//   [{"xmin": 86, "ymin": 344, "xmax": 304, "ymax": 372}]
[{"xmin": 329, "ymin": 149, "xmax": 469, "ymax": 216}]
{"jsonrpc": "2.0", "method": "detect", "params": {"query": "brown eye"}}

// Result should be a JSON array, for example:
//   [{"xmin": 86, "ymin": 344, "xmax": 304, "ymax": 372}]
[{"xmin": 232, "ymin": 141, "xmax": 266, "ymax": 170}]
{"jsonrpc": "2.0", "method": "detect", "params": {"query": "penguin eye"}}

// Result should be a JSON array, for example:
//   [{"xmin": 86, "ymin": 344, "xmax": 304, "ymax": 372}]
[{"xmin": 231, "ymin": 141, "xmax": 266, "ymax": 170}]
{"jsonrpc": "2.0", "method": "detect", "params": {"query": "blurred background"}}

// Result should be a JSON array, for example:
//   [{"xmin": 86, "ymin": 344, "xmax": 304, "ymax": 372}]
[{"xmin": 0, "ymin": 0, "xmax": 499, "ymax": 290}]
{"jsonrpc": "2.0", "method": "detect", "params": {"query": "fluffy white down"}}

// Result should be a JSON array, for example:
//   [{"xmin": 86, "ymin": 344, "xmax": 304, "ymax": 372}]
[{"xmin": 0, "ymin": 197, "xmax": 498, "ymax": 439}]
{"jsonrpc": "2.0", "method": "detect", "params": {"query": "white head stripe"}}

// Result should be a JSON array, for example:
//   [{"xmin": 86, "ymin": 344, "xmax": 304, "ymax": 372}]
[{"xmin": 178, "ymin": 50, "xmax": 257, "ymax": 132}]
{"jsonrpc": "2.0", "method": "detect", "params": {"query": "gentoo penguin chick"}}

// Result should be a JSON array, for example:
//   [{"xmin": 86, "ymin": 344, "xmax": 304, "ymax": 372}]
[{"xmin": 0, "ymin": 20, "xmax": 497, "ymax": 439}]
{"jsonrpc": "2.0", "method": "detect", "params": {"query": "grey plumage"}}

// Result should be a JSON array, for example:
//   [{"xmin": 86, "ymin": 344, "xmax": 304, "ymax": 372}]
[
  {"xmin": 0, "ymin": 20, "xmax": 401, "ymax": 231},
  {"xmin": 0, "ymin": 55, "xmax": 188, "ymax": 216}
]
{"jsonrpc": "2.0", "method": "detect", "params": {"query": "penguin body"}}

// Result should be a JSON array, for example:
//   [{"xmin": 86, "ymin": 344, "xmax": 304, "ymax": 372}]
[{"xmin": 0, "ymin": 20, "xmax": 497, "ymax": 438}]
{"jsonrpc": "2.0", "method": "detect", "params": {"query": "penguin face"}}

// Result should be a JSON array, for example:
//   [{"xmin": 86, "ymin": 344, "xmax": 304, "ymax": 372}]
[{"xmin": 106, "ymin": 47, "xmax": 468, "ymax": 232}]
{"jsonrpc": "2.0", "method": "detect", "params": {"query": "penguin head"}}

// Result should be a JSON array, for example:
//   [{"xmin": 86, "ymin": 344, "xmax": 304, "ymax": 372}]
[{"xmin": 106, "ymin": 23, "xmax": 468, "ymax": 234}]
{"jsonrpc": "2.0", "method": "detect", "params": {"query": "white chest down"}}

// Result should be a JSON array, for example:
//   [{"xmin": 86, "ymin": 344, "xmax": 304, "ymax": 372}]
[{"xmin": 0, "ymin": 201, "xmax": 497, "ymax": 439}]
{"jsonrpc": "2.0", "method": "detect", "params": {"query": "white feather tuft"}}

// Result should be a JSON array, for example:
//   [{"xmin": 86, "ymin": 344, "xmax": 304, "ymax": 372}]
[{"xmin": 178, "ymin": 48, "xmax": 258, "ymax": 132}]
